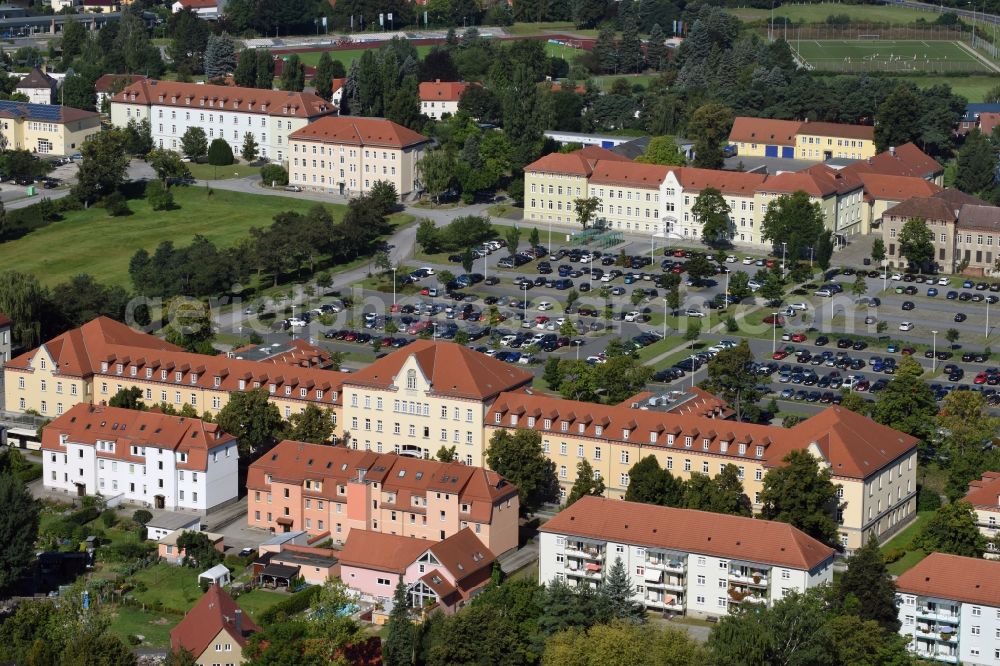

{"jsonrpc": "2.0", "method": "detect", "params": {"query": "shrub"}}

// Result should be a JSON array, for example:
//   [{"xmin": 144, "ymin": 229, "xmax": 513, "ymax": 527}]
[
  {"xmin": 917, "ymin": 486, "xmax": 942, "ymax": 512},
  {"xmin": 100, "ymin": 509, "xmax": 118, "ymax": 528},
  {"xmin": 146, "ymin": 179, "xmax": 174, "ymax": 211},
  {"xmin": 725, "ymin": 316, "xmax": 738, "ymax": 332},
  {"xmin": 104, "ymin": 191, "xmax": 131, "ymax": 217},
  {"xmin": 257, "ymin": 584, "xmax": 321, "ymax": 625},
  {"xmin": 207, "ymin": 138, "xmax": 234, "ymax": 166},
  {"xmin": 260, "ymin": 163, "xmax": 288, "ymax": 186},
  {"xmin": 132, "ymin": 509, "xmax": 153, "ymax": 525},
  {"xmin": 883, "ymin": 547, "xmax": 906, "ymax": 564},
  {"xmin": 69, "ymin": 506, "xmax": 101, "ymax": 525}
]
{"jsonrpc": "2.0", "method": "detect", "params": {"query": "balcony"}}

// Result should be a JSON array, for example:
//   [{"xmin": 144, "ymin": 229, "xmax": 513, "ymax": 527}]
[
  {"xmin": 646, "ymin": 555, "xmax": 685, "ymax": 573},
  {"xmin": 566, "ymin": 541, "xmax": 605, "ymax": 560},
  {"xmin": 728, "ymin": 567, "xmax": 769, "ymax": 587},
  {"xmin": 566, "ymin": 561, "xmax": 603, "ymax": 580},
  {"xmin": 645, "ymin": 593, "xmax": 684, "ymax": 612},
  {"xmin": 916, "ymin": 605, "xmax": 960, "ymax": 624},
  {"xmin": 729, "ymin": 584, "xmax": 767, "ymax": 605}
]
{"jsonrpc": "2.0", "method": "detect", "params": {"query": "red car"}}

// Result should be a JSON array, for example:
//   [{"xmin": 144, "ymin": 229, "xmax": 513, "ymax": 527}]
[
  {"xmin": 671, "ymin": 265, "xmax": 685, "ymax": 274},
  {"xmin": 772, "ymin": 350, "xmax": 789, "ymax": 360},
  {"xmin": 766, "ymin": 259, "xmax": 776, "ymax": 268},
  {"xmin": 790, "ymin": 333, "xmax": 807, "ymax": 342},
  {"xmin": 901, "ymin": 347, "xmax": 916, "ymax": 356},
  {"xmin": 673, "ymin": 249, "xmax": 685, "ymax": 258},
  {"xmin": 975, "ymin": 372, "xmax": 989, "ymax": 385},
  {"xmin": 763, "ymin": 315, "xmax": 785, "ymax": 326}
]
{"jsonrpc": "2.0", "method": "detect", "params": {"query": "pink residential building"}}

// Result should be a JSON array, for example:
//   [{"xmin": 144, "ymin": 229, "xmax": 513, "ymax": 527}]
[
  {"xmin": 337, "ymin": 528, "xmax": 496, "ymax": 614},
  {"xmin": 247, "ymin": 441, "xmax": 520, "ymax": 556}
]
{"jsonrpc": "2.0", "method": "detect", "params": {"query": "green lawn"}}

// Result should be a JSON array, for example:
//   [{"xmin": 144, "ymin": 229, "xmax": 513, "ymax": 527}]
[
  {"xmin": 913, "ymin": 75, "xmax": 999, "ymax": 101},
  {"xmin": 728, "ymin": 3, "xmax": 936, "ymax": 24},
  {"xmin": 129, "ymin": 563, "xmax": 204, "ymax": 614},
  {"xmin": 108, "ymin": 608, "xmax": 176, "ymax": 647},
  {"xmin": 232, "ymin": 589, "xmax": 288, "ymax": 621},
  {"xmin": 186, "ymin": 162, "xmax": 262, "ymax": 181},
  {"xmin": 637, "ymin": 334, "xmax": 686, "ymax": 363},
  {"xmin": 507, "ymin": 22, "xmax": 597, "ymax": 36},
  {"xmin": 592, "ymin": 74, "xmax": 659, "ymax": 91},
  {"xmin": 881, "ymin": 510, "xmax": 933, "ymax": 576},
  {"xmin": 0, "ymin": 187, "xmax": 346, "ymax": 288}
]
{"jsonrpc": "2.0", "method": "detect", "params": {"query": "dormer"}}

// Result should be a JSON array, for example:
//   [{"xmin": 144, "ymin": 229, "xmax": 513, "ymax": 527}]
[
  {"xmin": 158, "ymin": 94, "xmax": 164, "ymax": 102},
  {"xmin": 171, "ymin": 95, "xmax": 177, "ymax": 103}
]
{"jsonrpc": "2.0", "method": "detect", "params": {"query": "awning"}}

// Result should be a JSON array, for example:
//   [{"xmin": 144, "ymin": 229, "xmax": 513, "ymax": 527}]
[
  {"xmin": 276, "ymin": 516, "xmax": 294, "ymax": 526},
  {"xmin": 585, "ymin": 563, "xmax": 602, "ymax": 572}
]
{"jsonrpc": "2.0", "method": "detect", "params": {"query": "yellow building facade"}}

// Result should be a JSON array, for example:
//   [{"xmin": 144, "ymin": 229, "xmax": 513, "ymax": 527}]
[{"xmin": 0, "ymin": 101, "xmax": 100, "ymax": 156}]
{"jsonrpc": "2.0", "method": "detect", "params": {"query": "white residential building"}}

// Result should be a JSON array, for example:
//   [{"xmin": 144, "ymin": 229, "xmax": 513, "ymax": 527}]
[
  {"xmin": 896, "ymin": 552, "xmax": 1000, "ymax": 665},
  {"xmin": 965, "ymin": 471, "xmax": 1000, "ymax": 557},
  {"xmin": 418, "ymin": 81, "xmax": 469, "ymax": 120},
  {"xmin": 538, "ymin": 496, "xmax": 835, "ymax": 619},
  {"xmin": 109, "ymin": 80, "xmax": 337, "ymax": 164},
  {"xmin": 41, "ymin": 403, "xmax": 239, "ymax": 512}
]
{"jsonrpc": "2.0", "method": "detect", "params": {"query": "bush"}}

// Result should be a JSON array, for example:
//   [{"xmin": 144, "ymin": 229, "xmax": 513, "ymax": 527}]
[
  {"xmin": 882, "ymin": 547, "xmax": 907, "ymax": 564},
  {"xmin": 257, "ymin": 584, "xmax": 321, "ymax": 625},
  {"xmin": 207, "ymin": 138, "xmax": 234, "ymax": 166},
  {"xmin": 917, "ymin": 485, "xmax": 942, "ymax": 512},
  {"xmin": 725, "ymin": 316, "xmax": 738, "ymax": 332},
  {"xmin": 146, "ymin": 179, "xmax": 174, "ymax": 211},
  {"xmin": 132, "ymin": 509, "xmax": 153, "ymax": 525},
  {"xmin": 104, "ymin": 191, "xmax": 131, "ymax": 217},
  {"xmin": 69, "ymin": 506, "xmax": 100, "ymax": 525},
  {"xmin": 100, "ymin": 509, "xmax": 118, "ymax": 528},
  {"xmin": 260, "ymin": 163, "xmax": 288, "ymax": 186}
]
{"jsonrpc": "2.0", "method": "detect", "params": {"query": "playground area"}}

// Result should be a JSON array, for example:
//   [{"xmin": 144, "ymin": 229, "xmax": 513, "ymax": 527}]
[{"xmin": 791, "ymin": 38, "xmax": 989, "ymax": 72}]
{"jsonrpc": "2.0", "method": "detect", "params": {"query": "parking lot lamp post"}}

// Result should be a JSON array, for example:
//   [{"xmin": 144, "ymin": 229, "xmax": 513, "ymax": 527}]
[
  {"xmin": 391, "ymin": 267, "xmax": 397, "ymax": 308},
  {"xmin": 882, "ymin": 261, "xmax": 887, "ymax": 292},
  {"xmin": 589, "ymin": 256, "xmax": 593, "ymax": 292},
  {"xmin": 291, "ymin": 305, "xmax": 296, "ymax": 340},
  {"xmin": 662, "ymin": 298, "xmax": 668, "ymax": 339},
  {"xmin": 771, "ymin": 312, "xmax": 779, "ymax": 354},
  {"xmin": 548, "ymin": 218, "xmax": 552, "ymax": 252},
  {"xmin": 650, "ymin": 230, "xmax": 655, "ymax": 264},
  {"xmin": 483, "ymin": 250, "xmax": 488, "ymax": 284},
  {"xmin": 522, "ymin": 284, "xmax": 528, "ymax": 313},
  {"xmin": 808, "ymin": 245, "xmax": 814, "ymax": 268},
  {"xmin": 988, "ymin": 298, "xmax": 991, "ymax": 338},
  {"xmin": 781, "ymin": 242, "xmax": 787, "ymax": 272},
  {"xmin": 932, "ymin": 330, "xmax": 938, "ymax": 373},
  {"xmin": 724, "ymin": 270, "xmax": 729, "ymax": 307}
]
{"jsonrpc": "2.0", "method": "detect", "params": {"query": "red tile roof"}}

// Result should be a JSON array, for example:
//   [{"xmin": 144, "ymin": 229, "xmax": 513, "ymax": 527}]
[
  {"xmin": 674, "ymin": 167, "xmax": 767, "ymax": 196},
  {"xmin": 289, "ymin": 115, "xmax": 429, "ymax": 148},
  {"xmin": 6, "ymin": 316, "xmax": 181, "ymax": 378},
  {"xmin": 94, "ymin": 73, "xmax": 146, "ymax": 94},
  {"xmin": 964, "ymin": 471, "xmax": 1000, "ymax": 510},
  {"xmin": 112, "ymin": 80, "xmax": 336, "ymax": 119},
  {"xmin": 542, "ymin": 496, "xmax": 835, "ymax": 570},
  {"xmin": 857, "ymin": 173, "xmax": 941, "ymax": 202},
  {"xmin": 170, "ymin": 584, "xmax": 259, "ymax": 658},
  {"xmin": 728, "ymin": 117, "xmax": 801, "ymax": 146},
  {"xmin": 488, "ymin": 394, "xmax": 916, "ymax": 480},
  {"xmin": 42, "ymin": 403, "xmax": 236, "ymax": 471},
  {"xmin": 524, "ymin": 147, "xmax": 629, "ymax": 176},
  {"xmin": 343, "ymin": 339, "xmax": 532, "ymax": 401},
  {"xmin": 419, "ymin": 80, "xmax": 470, "ymax": 102},
  {"xmin": 338, "ymin": 530, "xmax": 431, "ymax": 573},
  {"xmin": 843, "ymin": 142, "xmax": 943, "ymax": 180},
  {"xmin": 797, "ymin": 120, "xmax": 874, "ymax": 141},
  {"xmin": 883, "ymin": 196, "xmax": 959, "ymax": 223},
  {"xmin": 896, "ymin": 552, "xmax": 1000, "ymax": 607},
  {"xmin": 425, "ymin": 528, "xmax": 496, "ymax": 587},
  {"xmin": 589, "ymin": 161, "xmax": 675, "ymax": 188},
  {"xmin": 248, "ymin": 440, "xmax": 518, "ymax": 521},
  {"xmin": 177, "ymin": 0, "xmax": 217, "ymax": 7}
]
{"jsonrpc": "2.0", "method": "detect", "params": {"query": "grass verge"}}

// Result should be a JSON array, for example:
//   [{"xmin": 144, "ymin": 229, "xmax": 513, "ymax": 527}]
[
  {"xmin": 186, "ymin": 162, "xmax": 261, "ymax": 180},
  {"xmin": 881, "ymin": 510, "xmax": 933, "ymax": 576}
]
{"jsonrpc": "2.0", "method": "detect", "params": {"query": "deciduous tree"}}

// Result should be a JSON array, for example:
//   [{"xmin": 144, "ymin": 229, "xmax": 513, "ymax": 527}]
[
  {"xmin": 624, "ymin": 455, "xmax": 682, "ymax": 506},
  {"xmin": 687, "ymin": 102, "xmax": 733, "ymax": 169},
  {"xmin": 574, "ymin": 196, "xmax": 600, "ymax": 229},
  {"xmin": 287, "ymin": 405, "xmax": 334, "ymax": 444},
  {"xmin": 759, "ymin": 450, "xmax": 842, "ymax": 548},
  {"xmin": 760, "ymin": 191, "xmax": 825, "ymax": 266},
  {"xmin": 73, "ymin": 129, "xmax": 130, "ymax": 205},
  {"xmin": 703, "ymin": 340, "xmax": 759, "ymax": 421},
  {"xmin": 180, "ymin": 126, "xmax": 208, "ymax": 161},
  {"xmin": 915, "ymin": 500, "xmax": 986, "ymax": 557},
  {"xmin": 871, "ymin": 355, "xmax": 936, "ymax": 443},
  {"xmin": 836, "ymin": 535, "xmax": 900, "ymax": 632},
  {"xmin": 215, "ymin": 388, "xmax": 285, "ymax": 457},
  {"xmin": 485, "ymin": 428, "xmax": 558, "ymax": 515},
  {"xmin": 897, "ymin": 217, "xmax": 934, "ymax": 270},
  {"xmin": 565, "ymin": 459, "xmax": 605, "ymax": 507},
  {"xmin": 691, "ymin": 187, "xmax": 731, "ymax": 246}
]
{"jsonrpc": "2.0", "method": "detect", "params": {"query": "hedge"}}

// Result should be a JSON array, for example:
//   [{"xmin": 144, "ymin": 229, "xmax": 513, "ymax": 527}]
[{"xmin": 256, "ymin": 584, "xmax": 321, "ymax": 625}]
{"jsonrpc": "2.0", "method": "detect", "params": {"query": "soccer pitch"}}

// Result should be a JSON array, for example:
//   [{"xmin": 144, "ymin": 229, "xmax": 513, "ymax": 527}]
[{"xmin": 793, "ymin": 39, "xmax": 989, "ymax": 72}]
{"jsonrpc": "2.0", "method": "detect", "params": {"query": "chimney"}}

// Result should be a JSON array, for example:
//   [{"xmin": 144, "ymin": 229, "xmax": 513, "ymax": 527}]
[
  {"xmin": 235, "ymin": 609, "xmax": 243, "ymax": 634},
  {"xmin": 889, "ymin": 146, "xmax": 896, "ymax": 157}
]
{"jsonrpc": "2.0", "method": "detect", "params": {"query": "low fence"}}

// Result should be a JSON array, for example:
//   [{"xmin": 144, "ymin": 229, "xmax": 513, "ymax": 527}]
[
  {"xmin": 760, "ymin": 23, "xmax": 967, "ymax": 41},
  {"xmin": 797, "ymin": 57, "xmax": 988, "ymax": 73}
]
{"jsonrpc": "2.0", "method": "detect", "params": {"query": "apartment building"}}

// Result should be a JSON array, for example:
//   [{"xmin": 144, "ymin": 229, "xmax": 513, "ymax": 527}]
[
  {"xmin": 882, "ymin": 189, "xmax": 998, "ymax": 274},
  {"xmin": 587, "ymin": 160, "xmax": 672, "ymax": 234},
  {"xmin": 727, "ymin": 116, "xmax": 875, "ymax": 161},
  {"xmin": 756, "ymin": 164, "xmax": 865, "ymax": 238},
  {"xmin": 110, "ymin": 80, "xmax": 336, "ymax": 162},
  {"xmin": 246, "ymin": 439, "xmax": 520, "ymax": 555},
  {"xmin": 539, "ymin": 496, "xmax": 834, "ymax": 618},
  {"xmin": 0, "ymin": 99, "xmax": 99, "ymax": 156},
  {"xmin": 965, "ymin": 471, "xmax": 1000, "ymax": 556},
  {"xmin": 4, "ymin": 317, "xmax": 348, "ymax": 421},
  {"xmin": 340, "ymin": 339, "xmax": 533, "ymax": 466},
  {"xmin": 41, "ymin": 403, "xmax": 238, "ymax": 511},
  {"xmin": 419, "ymin": 80, "xmax": 469, "ymax": 120},
  {"xmin": 487, "ymin": 394, "xmax": 917, "ymax": 551},
  {"xmin": 524, "ymin": 146, "xmax": 630, "ymax": 227},
  {"xmin": 338, "ymin": 527, "xmax": 496, "ymax": 614},
  {"xmin": 287, "ymin": 116, "xmax": 431, "ymax": 197},
  {"xmin": 843, "ymin": 142, "xmax": 945, "ymax": 185},
  {"xmin": 896, "ymin": 552, "xmax": 1000, "ymax": 665}
]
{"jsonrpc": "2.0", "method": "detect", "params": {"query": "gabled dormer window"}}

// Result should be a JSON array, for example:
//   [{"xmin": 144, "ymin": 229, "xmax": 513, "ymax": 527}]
[
  {"xmin": 494, "ymin": 413, "xmax": 502, "ymax": 423},
  {"xmin": 720, "ymin": 441, "xmax": 729, "ymax": 453},
  {"xmin": 595, "ymin": 426, "xmax": 603, "ymax": 436},
  {"xmin": 161, "ymin": 370, "xmax": 167, "ymax": 380},
  {"xmin": 284, "ymin": 386, "xmax": 291, "ymax": 396},
  {"xmin": 684, "ymin": 437, "xmax": 692, "ymax": 448},
  {"xmin": 299, "ymin": 388, "xmax": 307, "ymax": 398},
  {"xmin": 543, "ymin": 419, "xmax": 551, "ymax": 429},
  {"xmin": 622, "ymin": 429, "xmax": 630, "ymax": 439},
  {"xmin": 527, "ymin": 417, "xmax": 535, "ymax": 427},
  {"xmin": 269, "ymin": 384, "xmax": 276, "ymax": 394},
  {"xmin": 739, "ymin": 443, "xmax": 747, "ymax": 455},
  {"xmin": 756, "ymin": 446, "xmax": 764, "ymax": 458},
  {"xmin": 238, "ymin": 379, "xmax": 246, "ymax": 390},
  {"xmin": 145, "ymin": 368, "xmax": 153, "ymax": 379},
  {"xmin": 667, "ymin": 434, "xmax": 675, "ymax": 446},
  {"xmin": 213, "ymin": 376, "xmax": 221, "ymax": 387},
  {"xmin": 116, "ymin": 364, "xmax": 123, "ymax": 374},
  {"xmin": 101, "ymin": 362, "xmax": 109, "ymax": 372},
  {"xmin": 702, "ymin": 438, "xmax": 710, "ymax": 450},
  {"xmin": 190, "ymin": 373, "xmax": 198, "ymax": 384},
  {"xmin": 129, "ymin": 367, "xmax": 137, "ymax": 377},
  {"xmin": 649, "ymin": 432, "xmax": 657, "ymax": 443},
  {"xmin": 316, "ymin": 390, "xmax": 323, "ymax": 400},
  {"xmin": 510, "ymin": 414, "xmax": 518, "ymax": 426}
]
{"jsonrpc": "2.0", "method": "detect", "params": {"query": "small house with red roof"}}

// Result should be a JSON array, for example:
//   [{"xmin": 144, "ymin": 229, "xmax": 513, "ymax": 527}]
[
  {"xmin": 170, "ymin": 584, "xmax": 259, "ymax": 664},
  {"xmin": 338, "ymin": 527, "xmax": 496, "ymax": 614},
  {"xmin": 171, "ymin": 0, "xmax": 218, "ymax": 18},
  {"xmin": 419, "ymin": 80, "xmax": 471, "ymax": 120},
  {"xmin": 965, "ymin": 471, "xmax": 1000, "ymax": 555}
]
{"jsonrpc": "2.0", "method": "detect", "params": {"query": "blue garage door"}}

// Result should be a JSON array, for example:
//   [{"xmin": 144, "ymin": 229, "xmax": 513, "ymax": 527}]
[
  {"xmin": 601, "ymin": 140, "xmax": 615, "ymax": 148},
  {"xmin": 781, "ymin": 146, "xmax": 795, "ymax": 158},
  {"xmin": 764, "ymin": 145, "xmax": 778, "ymax": 158}
]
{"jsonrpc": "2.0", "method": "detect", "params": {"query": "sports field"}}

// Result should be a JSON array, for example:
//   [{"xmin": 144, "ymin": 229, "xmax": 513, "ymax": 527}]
[{"xmin": 792, "ymin": 39, "xmax": 989, "ymax": 72}]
